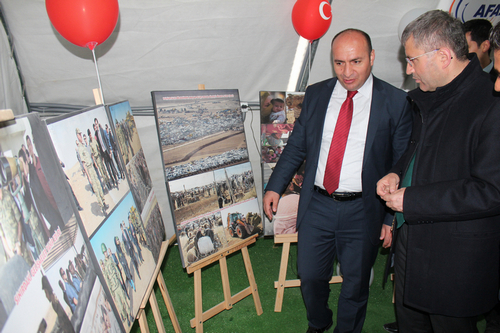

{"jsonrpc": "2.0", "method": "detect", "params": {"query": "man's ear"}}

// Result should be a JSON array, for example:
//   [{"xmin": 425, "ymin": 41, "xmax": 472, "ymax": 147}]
[
  {"xmin": 481, "ymin": 39, "xmax": 491, "ymax": 53},
  {"xmin": 438, "ymin": 48, "xmax": 453, "ymax": 69}
]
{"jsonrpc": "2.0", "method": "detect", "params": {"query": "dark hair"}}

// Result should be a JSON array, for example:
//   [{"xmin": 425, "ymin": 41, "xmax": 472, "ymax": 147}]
[
  {"xmin": 18, "ymin": 148, "xmax": 27, "ymax": 162},
  {"xmin": 332, "ymin": 28, "xmax": 372, "ymax": 54},
  {"xmin": 490, "ymin": 21, "xmax": 500, "ymax": 51},
  {"xmin": 41, "ymin": 275, "xmax": 52, "ymax": 294},
  {"xmin": 402, "ymin": 10, "xmax": 468, "ymax": 61},
  {"xmin": 271, "ymin": 98, "xmax": 284, "ymax": 105},
  {"xmin": 464, "ymin": 19, "xmax": 492, "ymax": 48}
]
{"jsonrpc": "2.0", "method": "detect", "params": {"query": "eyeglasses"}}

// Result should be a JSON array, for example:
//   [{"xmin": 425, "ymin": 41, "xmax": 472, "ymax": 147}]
[{"xmin": 405, "ymin": 49, "xmax": 439, "ymax": 67}]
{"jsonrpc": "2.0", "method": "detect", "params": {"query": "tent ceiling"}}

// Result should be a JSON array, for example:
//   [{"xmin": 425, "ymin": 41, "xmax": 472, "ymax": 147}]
[{"xmin": 1, "ymin": 0, "xmax": 444, "ymax": 111}]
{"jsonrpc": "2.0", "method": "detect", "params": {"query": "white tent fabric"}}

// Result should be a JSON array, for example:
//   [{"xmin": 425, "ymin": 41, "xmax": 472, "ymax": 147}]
[
  {"xmin": 0, "ymin": 15, "xmax": 28, "ymax": 115},
  {"xmin": 0, "ymin": 0, "xmax": 456, "ymax": 111}
]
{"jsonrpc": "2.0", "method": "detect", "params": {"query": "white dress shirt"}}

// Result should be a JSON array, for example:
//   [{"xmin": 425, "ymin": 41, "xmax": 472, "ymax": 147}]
[{"xmin": 314, "ymin": 74, "xmax": 373, "ymax": 192}]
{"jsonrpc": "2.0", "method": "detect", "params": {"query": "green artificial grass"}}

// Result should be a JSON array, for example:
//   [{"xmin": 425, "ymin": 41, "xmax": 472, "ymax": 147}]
[{"xmin": 131, "ymin": 236, "xmax": 487, "ymax": 333}]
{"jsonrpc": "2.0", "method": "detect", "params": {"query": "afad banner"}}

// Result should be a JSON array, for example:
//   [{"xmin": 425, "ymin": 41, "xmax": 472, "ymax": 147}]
[{"xmin": 448, "ymin": 0, "xmax": 500, "ymax": 25}]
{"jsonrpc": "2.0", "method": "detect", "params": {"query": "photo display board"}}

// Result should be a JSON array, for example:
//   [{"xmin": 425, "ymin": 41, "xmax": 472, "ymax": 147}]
[
  {"xmin": 43, "ymin": 103, "xmax": 165, "ymax": 332},
  {"xmin": 259, "ymin": 91, "xmax": 305, "ymax": 236},
  {"xmin": 152, "ymin": 89, "xmax": 262, "ymax": 268},
  {"xmin": 0, "ymin": 113, "xmax": 121, "ymax": 333}
]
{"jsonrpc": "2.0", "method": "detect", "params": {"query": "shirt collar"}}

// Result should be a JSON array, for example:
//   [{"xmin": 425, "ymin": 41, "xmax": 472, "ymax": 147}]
[{"xmin": 333, "ymin": 73, "xmax": 373, "ymax": 99}]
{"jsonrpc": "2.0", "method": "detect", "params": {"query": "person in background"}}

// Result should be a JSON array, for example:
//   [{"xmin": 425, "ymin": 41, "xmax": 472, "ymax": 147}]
[{"xmin": 464, "ymin": 18, "xmax": 493, "ymax": 72}]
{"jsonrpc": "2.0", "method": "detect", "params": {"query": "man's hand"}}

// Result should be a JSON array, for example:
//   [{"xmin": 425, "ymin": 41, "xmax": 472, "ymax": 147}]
[
  {"xmin": 377, "ymin": 173, "xmax": 400, "ymax": 200},
  {"xmin": 379, "ymin": 224, "xmax": 393, "ymax": 248},
  {"xmin": 382, "ymin": 188, "xmax": 405, "ymax": 212},
  {"xmin": 263, "ymin": 190, "xmax": 280, "ymax": 220}
]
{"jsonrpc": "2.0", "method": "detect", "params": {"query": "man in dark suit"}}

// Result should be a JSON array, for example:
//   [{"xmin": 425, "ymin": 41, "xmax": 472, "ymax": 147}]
[
  {"xmin": 94, "ymin": 119, "xmax": 119, "ymax": 187},
  {"xmin": 378, "ymin": 10, "xmax": 500, "ymax": 332},
  {"xmin": 263, "ymin": 29, "xmax": 412, "ymax": 333}
]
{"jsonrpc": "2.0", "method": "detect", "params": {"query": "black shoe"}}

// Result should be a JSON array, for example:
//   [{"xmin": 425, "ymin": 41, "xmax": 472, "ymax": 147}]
[
  {"xmin": 383, "ymin": 322, "xmax": 398, "ymax": 333},
  {"xmin": 306, "ymin": 321, "xmax": 333, "ymax": 333}
]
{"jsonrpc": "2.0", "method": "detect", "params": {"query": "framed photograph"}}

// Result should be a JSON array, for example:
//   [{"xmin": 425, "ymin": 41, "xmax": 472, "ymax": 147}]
[
  {"xmin": 89, "ymin": 192, "xmax": 156, "ymax": 331},
  {"xmin": 0, "ymin": 113, "xmax": 114, "ymax": 333},
  {"xmin": 108, "ymin": 101, "xmax": 166, "ymax": 263},
  {"xmin": 260, "ymin": 91, "xmax": 305, "ymax": 235},
  {"xmin": 152, "ymin": 89, "xmax": 248, "ymax": 181},
  {"xmin": 45, "ymin": 105, "xmax": 131, "ymax": 237},
  {"xmin": 152, "ymin": 89, "xmax": 261, "ymax": 268}
]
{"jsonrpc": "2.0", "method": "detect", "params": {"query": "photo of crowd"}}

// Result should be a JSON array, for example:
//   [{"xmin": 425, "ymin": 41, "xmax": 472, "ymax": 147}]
[
  {"xmin": 109, "ymin": 101, "xmax": 165, "ymax": 262},
  {"xmin": 0, "ymin": 114, "xmax": 82, "ymax": 332},
  {"xmin": 90, "ymin": 192, "xmax": 156, "ymax": 331},
  {"xmin": 46, "ymin": 106, "xmax": 130, "ymax": 236},
  {"xmin": 214, "ymin": 162, "xmax": 256, "ymax": 209},
  {"xmin": 177, "ymin": 212, "xmax": 226, "ymax": 266}
]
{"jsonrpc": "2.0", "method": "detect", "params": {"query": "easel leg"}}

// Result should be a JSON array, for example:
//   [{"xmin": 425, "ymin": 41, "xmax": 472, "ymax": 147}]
[
  {"xmin": 149, "ymin": 292, "xmax": 166, "ymax": 333},
  {"xmin": 241, "ymin": 246, "xmax": 263, "ymax": 315},
  {"xmin": 219, "ymin": 256, "xmax": 233, "ymax": 309},
  {"xmin": 274, "ymin": 241, "xmax": 291, "ymax": 312},
  {"xmin": 138, "ymin": 309, "xmax": 150, "ymax": 333},
  {"xmin": 157, "ymin": 272, "xmax": 182, "ymax": 333},
  {"xmin": 194, "ymin": 269, "xmax": 203, "ymax": 333}
]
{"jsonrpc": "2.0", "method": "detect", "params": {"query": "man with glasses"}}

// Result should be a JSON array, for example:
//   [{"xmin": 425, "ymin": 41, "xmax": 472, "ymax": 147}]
[{"xmin": 378, "ymin": 10, "xmax": 500, "ymax": 332}]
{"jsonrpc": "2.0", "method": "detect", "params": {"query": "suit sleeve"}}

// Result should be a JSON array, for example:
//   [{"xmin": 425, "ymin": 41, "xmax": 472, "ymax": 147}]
[{"xmin": 382, "ymin": 94, "xmax": 413, "ymax": 226}]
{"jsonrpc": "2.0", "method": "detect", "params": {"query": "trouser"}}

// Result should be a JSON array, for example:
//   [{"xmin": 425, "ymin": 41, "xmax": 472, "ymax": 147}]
[{"xmin": 297, "ymin": 191, "xmax": 378, "ymax": 333}]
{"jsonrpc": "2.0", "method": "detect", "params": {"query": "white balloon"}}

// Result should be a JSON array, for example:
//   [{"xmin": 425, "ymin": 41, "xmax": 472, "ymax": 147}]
[{"xmin": 398, "ymin": 8, "xmax": 430, "ymax": 41}]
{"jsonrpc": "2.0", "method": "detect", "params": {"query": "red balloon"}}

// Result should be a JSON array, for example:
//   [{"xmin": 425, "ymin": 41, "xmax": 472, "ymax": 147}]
[
  {"xmin": 46, "ymin": 0, "xmax": 119, "ymax": 50},
  {"xmin": 292, "ymin": 0, "xmax": 332, "ymax": 41}
]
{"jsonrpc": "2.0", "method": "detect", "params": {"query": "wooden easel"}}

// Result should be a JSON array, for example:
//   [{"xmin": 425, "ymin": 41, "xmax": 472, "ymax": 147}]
[
  {"xmin": 136, "ymin": 235, "xmax": 182, "ymax": 333},
  {"xmin": 186, "ymin": 233, "xmax": 263, "ymax": 333},
  {"xmin": 273, "ymin": 233, "xmax": 342, "ymax": 312},
  {"xmin": 0, "ymin": 109, "xmax": 14, "ymax": 122}
]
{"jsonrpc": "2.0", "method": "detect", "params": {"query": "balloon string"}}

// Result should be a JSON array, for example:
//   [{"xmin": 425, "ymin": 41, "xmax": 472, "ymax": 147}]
[
  {"xmin": 308, "ymin": 42, "xmax": 311, "ymax": 87},
  {"xmin": 92, "ymin": 48, "xmax": 105, "ymax": 105}
]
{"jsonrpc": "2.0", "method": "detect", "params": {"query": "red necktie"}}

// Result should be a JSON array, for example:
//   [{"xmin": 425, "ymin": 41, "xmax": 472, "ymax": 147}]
[{"xmin": 323, "ymin": 90, "xmax": 358, "ymax": 194}]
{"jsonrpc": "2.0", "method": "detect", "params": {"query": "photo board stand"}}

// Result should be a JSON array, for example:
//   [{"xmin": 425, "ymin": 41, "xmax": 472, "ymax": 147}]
[
  {"xmin": 273, "ymin": 233, "xmax": 342, "ymax": 312},
  {"xmin": 186, "ymin": 233, "xmax": 263, "ymax": 333},
  {"xmin": 137, "ymin": 235, "xmax": 182, "ymax": 333}
]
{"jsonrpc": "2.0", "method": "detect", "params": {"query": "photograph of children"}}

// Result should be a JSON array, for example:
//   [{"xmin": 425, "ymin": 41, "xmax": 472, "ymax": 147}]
[
  {"xmin": 2, "ymin": 218, "xmax": 96, "ymax": 333},
  {"xmin": 260, "ymin": 91, "xmax": 305, "ymax": 125},
  {"xmin": 46, "ymin": 105, "xmax": 131, "ymax": 237},
  {"xmin": 177, "ymin": 212, "xmax": 227, "ymax": 266},
  {"xmin": 152, "ymin": 89, "xmax": 248, "ymax": 181},
  {"xmin": 79, "ymin": 279, "xmax": 122, "ymax": 333},
  {"xmin": 214, "ymin": 162, "xmax": 256, "ymax": 209},
  {"xmin": 220, "ymin": 198, "xmax": 262, "ymax": 241},
  {"xmin": 169, "ymin": 172, "xmax": 219, "ymax": 225},
  {"xmin": 89, "ymin": 192, "xmax": 156, "ymax": 331},
  {"xmin": 260, "ymin": 124, "xmax": 294, "ymax": 148},
  {"xmin": 260, "ymin": 91, "xmax": 286, "ymax": 124}
]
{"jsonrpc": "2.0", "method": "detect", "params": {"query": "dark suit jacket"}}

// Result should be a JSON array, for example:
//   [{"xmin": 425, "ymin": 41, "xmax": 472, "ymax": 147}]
[
  {"xmin": 390, "ymin": 56, "xmax": 500, "ymax": 317},
  {"xmin": 265, "ymin": 76, "xmax": 412, "ymax": 245}
]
